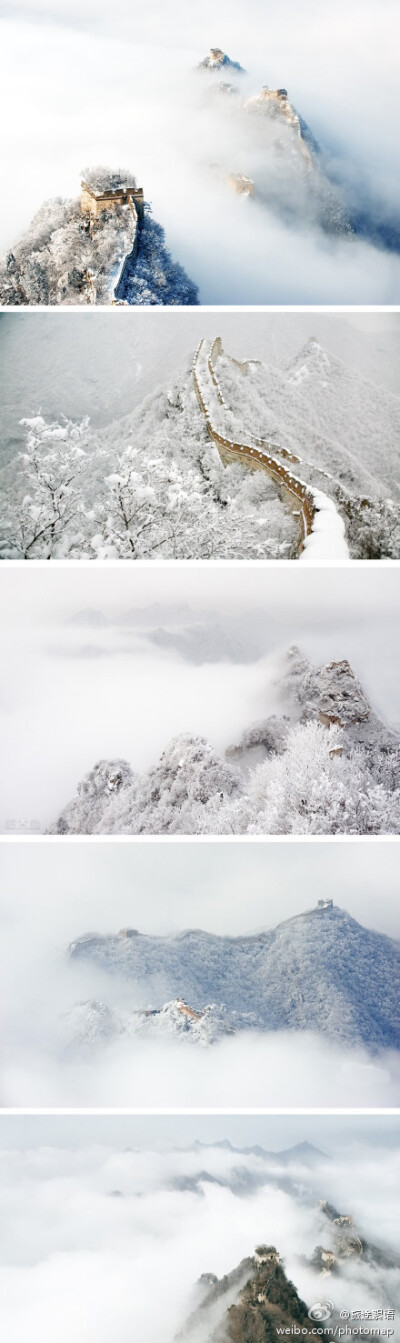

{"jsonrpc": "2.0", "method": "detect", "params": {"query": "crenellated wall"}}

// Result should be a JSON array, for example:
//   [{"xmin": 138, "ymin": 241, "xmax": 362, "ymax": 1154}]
[{"xmin": 193, "ymin": 338, "xmax": 349, "ymax": 561}]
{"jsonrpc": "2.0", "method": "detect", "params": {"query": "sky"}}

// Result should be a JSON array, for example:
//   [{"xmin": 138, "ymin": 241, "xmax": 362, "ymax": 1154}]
[
  {"xmin": 1, "ymin": 840, "xmax": 400, "ymax": 940},
  {"xmin": 0, "ymin": 1112, "xmax": 399, "ymax": 1154},
  {"xmin": 2, "ymin": 560, "xmax": 400, "ymax": 625},
  {"xmin": 1, "ymin": 1, "xmax": 400, "ymax": 300}
]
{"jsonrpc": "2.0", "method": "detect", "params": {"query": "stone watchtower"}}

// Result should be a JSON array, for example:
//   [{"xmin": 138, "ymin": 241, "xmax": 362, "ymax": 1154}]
[
  {"xmin": 254, "ymin": 1246, "xmax": 280, "ymax": 1266},
  {"xmin": 80, "ymin": 175, "xmax": 144, "ymax": 224}
]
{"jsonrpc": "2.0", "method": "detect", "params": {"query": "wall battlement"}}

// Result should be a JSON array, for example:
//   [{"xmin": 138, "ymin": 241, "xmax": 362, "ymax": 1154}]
[{"xmin": 81, "ymin": 180, "xmax": 144, "ymax": 224}]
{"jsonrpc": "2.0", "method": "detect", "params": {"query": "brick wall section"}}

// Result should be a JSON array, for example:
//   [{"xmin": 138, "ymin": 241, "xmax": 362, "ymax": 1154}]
[{"xmin": 193, "ymin": 338, "xmax": 317, "ymax": 550}]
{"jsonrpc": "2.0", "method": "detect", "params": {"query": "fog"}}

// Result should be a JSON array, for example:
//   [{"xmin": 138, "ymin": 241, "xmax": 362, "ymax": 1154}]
[
  {"xmin": 0, "ymin": 1121, "xmax": 399, "ymax": 1342},
  {"xmin": 2, "ymin": 841, "xmax": 400, "ymax": 939},
  {"xmin": 0, "ymin": 566, "xmax": 399, "ymax": 830},
  {"xmin": 1, "ymin": 841, "xmax": 399, "ymax": 1109},
  {"xmin": 1, "ymin": 1, "xmax": 400, "ymax": 300},
  {"xmin": 4, "ymin": 1023, "xmax": 400, "ymax": 1110}
]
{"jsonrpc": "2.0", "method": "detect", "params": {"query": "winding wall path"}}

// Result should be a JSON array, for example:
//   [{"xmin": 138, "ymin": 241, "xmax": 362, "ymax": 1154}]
[{"xmin": 193, "ymin": 338, "xmax": 349, "ymax": 562}]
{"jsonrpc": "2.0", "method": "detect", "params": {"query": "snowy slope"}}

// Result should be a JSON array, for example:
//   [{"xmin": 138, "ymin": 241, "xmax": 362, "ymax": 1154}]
[
  {"xmin": 215, "ymin": 340, "xmax": 400, "ymax": 501},
  {"xmin": 68, "ymin": 904, "xmax": 400, "ymax": 1051},
  {"xmin": 89, "ymin": 370, "xmax": 298, "ymax": 558}
]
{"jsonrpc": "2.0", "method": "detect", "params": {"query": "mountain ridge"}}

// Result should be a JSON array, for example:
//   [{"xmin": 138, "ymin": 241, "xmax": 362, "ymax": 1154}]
[{"xmin": 68, "ymin": 903, "xmax": 400, "ymax": 1051}]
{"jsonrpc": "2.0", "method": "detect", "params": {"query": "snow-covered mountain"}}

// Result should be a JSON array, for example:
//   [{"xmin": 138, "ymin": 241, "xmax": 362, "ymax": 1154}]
[
  {"xmin": 68, "ymin": 904, "xmax": 400, "ymax": 1052},
  {"xmin": 198, "ymin": 47, "xmax": 244, "ymax": 73},
  {"xmin": 50, "ymin": 647, "xmax": 400, "ymax": 835},
  {"xmin": 0, "ymin": 167, "xmax": 198, "ymax": 307},
  {"xmin": 65, "ymin": 997, "xmax": 236, "ymax": 1050},
  {"xmin": 147, "ymin": 620, "xmax": 256, "ymax": 665},
  {"xmin": 197, "ymin": 47, "xmax": 400, "ymax": 258},
  {"xmin": 2, "ymin": 333, "xmax": 398, "ymax": 560},
  {"xmin": 213, "ymin": 338, "xmax": 400, "ymax": 506},
  {"xmin": 197, "ymin": 50, "xmax": 353, "ymax": 238}
]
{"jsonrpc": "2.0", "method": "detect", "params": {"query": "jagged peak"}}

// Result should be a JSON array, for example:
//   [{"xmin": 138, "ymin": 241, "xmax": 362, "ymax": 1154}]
[
  {"xmin": 281, "ymin": 647, "xmax": 371, "ymax": 728},
  {"xmin": 198, "ymin": 47, "xmax": 244, "ymax": 72},
  {"xmin": 286, "ymin": 336, "xmax": 334, "ymax": 385}
]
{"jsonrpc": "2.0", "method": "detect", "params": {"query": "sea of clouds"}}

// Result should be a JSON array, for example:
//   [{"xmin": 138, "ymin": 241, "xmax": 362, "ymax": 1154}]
[{"xmin": 0, "ymin": 1129, "xmax": 399, "ymax": 1342}]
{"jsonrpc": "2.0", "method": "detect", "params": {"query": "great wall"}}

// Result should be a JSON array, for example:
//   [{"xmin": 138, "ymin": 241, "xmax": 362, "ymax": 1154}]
[
  {"xmin": 80, "ymin": 178, "xmax": 145, "ymax": 303},
  {"xmin": 193, "ymin": 337, "xmax": 350, "ymax": 561}
]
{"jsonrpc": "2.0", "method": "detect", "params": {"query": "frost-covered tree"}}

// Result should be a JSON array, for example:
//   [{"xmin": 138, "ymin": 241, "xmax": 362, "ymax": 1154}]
[
  {"xmin": 0, "ymin": 416, "xmax": 89, "ymax": 558},
  {"xmin": 1, "ymin": 385, "xmax": 297, "ymax": 561},
  {"xmin": 50, "ymin": 735, "xmax": 240, "ymax": 836},
  {"xmin": 116, "ymin": 207, "xmax": 199, "ymax": 306},
  {"xmin": 344, "ymin": 497, "xmax": 400, "ymax": 560},
  {"xmin": 231, "ymin": 721, "xmax": 400, "ymax": 835},
  {"xmin": 53, "ymin": 759, "xmax": 135, "ymax": 835},
  {"xmin": 94, "ymin": 449, "xmax": 164, "ymax": 558}
]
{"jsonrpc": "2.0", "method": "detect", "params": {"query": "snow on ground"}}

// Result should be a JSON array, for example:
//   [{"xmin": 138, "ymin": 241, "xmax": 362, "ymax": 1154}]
[
  {"xmin": 215, "ymin": 342, "xmax": 400, "ymax": 502},
  {"xmin": 299, "ymin": 491, "xmax": 349, "ymax": 563}
]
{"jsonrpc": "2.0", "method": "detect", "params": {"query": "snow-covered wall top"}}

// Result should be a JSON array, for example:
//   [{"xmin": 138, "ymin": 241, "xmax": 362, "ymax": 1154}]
[{"xmin": 193, "ymin": 338, "xmax": 349, "ymax": 562}]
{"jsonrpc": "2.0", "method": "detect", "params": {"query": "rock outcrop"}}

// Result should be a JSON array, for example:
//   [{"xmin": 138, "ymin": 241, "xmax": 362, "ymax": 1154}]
[
  {"xmin": 65, "ymin": 996, "xmax": 238, "ymax": 1050},
  {"xmin": 199, "ymin": 48, "xmax": 244, "ymax": 72}
]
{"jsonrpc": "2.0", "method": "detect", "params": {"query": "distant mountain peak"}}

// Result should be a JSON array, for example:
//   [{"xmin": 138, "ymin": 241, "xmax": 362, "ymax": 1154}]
[
  {"xmin": 286, "ymin": 336, "xmax": 333, "ymax": 384},
  {"xmin": 67, "ymin": 608, "xmax": 110, "ymax": 628},
  {"xmin": 199, "ymin": 47, "xmax": 244, "ymax": 72}
]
